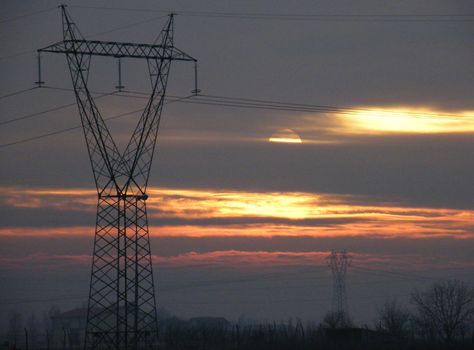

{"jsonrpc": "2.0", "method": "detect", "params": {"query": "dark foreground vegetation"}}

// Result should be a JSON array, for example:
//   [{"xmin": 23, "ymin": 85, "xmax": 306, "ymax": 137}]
[
  {"xmin": 2, "ymin": 280, "xmax": 473, "ymax": 349},
  {"xmin": 156, "ymin": 320, "xmax": 474, "ymax": 350},
  {"xmin": 2, "ymin": 322, "xmax": 473, "ymax": 350}
]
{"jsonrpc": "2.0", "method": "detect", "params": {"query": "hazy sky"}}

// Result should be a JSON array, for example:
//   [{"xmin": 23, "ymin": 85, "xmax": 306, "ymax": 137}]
[{"xmin": 1, "ymin": 0, "xmax": 473, "ymax": 328}]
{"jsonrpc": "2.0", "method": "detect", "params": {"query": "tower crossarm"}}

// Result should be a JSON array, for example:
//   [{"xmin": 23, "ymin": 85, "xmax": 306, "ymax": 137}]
[{"xmin": 38, "ymin": 39, "xmax": 196, "ymax": 62}]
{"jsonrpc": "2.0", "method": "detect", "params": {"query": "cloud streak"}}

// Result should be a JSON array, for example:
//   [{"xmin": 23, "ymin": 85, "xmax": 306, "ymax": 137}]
[
  {"xmin": 302, "ymin": 108, "xmax": 474, "ymax": 137},
  {"xmin": 0, "ymin": 186, "xmax": 473, "ymax": 239},
  {"xmin": 2, "ymin": 250, "xmax": 473, "ymax": 272}
]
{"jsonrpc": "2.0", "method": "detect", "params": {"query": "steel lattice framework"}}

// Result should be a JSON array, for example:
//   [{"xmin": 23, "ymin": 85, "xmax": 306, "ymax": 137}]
[
  {"xmin": 39, "ymin": 6, "xmax": 196, "ymax": 350},
  {"xmin": 327, "ymin": 250, "xmax": 351, "ymax": 317}
]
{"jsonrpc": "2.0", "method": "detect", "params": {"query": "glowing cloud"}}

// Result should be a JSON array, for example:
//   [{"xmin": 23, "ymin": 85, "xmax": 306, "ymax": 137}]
[
  {"xmin": 0, "ymin": 186, "xmax": 473, "ymax": 240},
  {"xmin": 338, "ymin": 108, "xmax": 474, "ymax": 134}
]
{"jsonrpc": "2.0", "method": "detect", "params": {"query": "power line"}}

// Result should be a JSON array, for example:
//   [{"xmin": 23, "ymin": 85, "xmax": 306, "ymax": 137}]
[
  {"xmin": 0, "ymin": 108, "xmax": 142, "ymax": 148},
  {"xmin": 0, "ymin": 6, "xmax": 56, "ymax": 24},
  {"xmin": 0, "ymin": 13, "xmax": 169, "ymax": 61},
  {"xmin": 0, "ymin": 91, "xmax": 114, "ymax": 126},
  {"xmin": 122, "ymin": 91, "xmax": 347, "ymax": 114},
  {"xmin": 1, "ymin": 277, "xmax": 469, "ymax": 306},
  {"xmin": 1, "ymin": 263, "xmax": 472, "ymax": 306},
  {"xmin": 81, "ymin": 14, "xmax": 169, "ymax": 39},
  {"xmin": 198, "ymin": 94, "xmax": 474, "ymax": 119},
  {"xmin": 2, "ymin": 85, "xmax": 472, "ymax": 148},
  {"xmin": 45, "ymin": 86, "xmax": 346, "ymax": 114},
  {"xmin": 2, "ymin": 7, "xmax": 470, "ymax": 61},
  {"xmin": 0, "ymin": 94, "xmax": 194, "ymax": 148},
  {"xmin": 0, "ymin": 275, "xmax": 406, "ymax": 306},
  {"xmin": 351, "ymin": 265, "xmax": 473, "ymax": 283},
  {"xmin": 0, "ymin": 49, "xmax": 35, "ymax": 61},
  {"xmin": 4, "ymin": 85, "xmax": 469, "ymax": 130},
  {"xmin": 0, "ymin": 87, "xmax": 186, "ymax": 127},
  {"xmin": 0, "ymin": 291, "xmax": 400, "ymax": 307},
  {"xmin": 171, "ymin": 14, "xmax": 474, "ymax": 23},
  {"xmin": 0, "ymin": 102, "xmax": 76, "ymax": 126},
  {"xmin": 0, "ymin": 87, "xmax": 38, "ymax": 100},
  {"xmin": 0, "ymin": 294, "xmax": 86, "ymax": 306},
  {"xmin": 116, "ymin": 89, "xmax": 473, "ymax": 120},
  {"xmin": 0, "ymin": 87, "xmax": 330, "ymax": 129},
  {"xmin": 69, "ymin": 6, "xmax": 474, "ymax": 23}
]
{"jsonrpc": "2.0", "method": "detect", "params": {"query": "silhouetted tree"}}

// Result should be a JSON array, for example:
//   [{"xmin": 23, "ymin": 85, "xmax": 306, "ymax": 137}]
[
  {"xmin": 411, "ymin": 280, "xmax": 474, "ymax": 343},
  {"xmin": 321, "ymin": 310, "xmax": 353, "ymax": 328},
  {"xmin": 375, "ymin": 298, "xmax": 411, "ymax": 337},
  {"xmin": 42, "ymin": 305, "xmax": 61, "ymax": 331},
  {"xmin": 26, "ymin": 312, "xmax": 40, "ymax": 348},
  {"xmin": 7, "ymin": 310, "xmax": 23, "ymax": 347}
]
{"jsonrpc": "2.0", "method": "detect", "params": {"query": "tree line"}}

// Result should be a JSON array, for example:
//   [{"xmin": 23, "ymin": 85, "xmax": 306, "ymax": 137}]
[{"xmin": 1, "ymin": 279, "xmax": 473, "ymax": 349}]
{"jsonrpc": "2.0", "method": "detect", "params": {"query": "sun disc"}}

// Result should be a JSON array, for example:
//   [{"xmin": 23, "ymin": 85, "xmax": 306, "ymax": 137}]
[{"xmin": 269, "ymin": 129, "xmax": 302, "ymax": 144}]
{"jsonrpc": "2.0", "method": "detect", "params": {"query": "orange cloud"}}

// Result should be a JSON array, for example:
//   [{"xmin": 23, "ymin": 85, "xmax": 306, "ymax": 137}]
[
  {"xmin": 2, "ymin": 187, "xmax": 95, "ymax": 210},
  {"xmin": 152, "ymin": 250, "xmax": 329, "ymax": 267},
  {"xmin": 0, "ymin": 186, "xmax": 473, "ymax": 239},
  {"xmin": 0, "ymin": 219, "xmax": 472, "ymax": 240}
]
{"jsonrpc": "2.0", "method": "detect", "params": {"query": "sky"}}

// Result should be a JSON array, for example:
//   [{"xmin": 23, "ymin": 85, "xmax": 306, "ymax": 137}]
[{"xmin": 1, "ymin": 0, "xmax": 474, "ymax": 329}]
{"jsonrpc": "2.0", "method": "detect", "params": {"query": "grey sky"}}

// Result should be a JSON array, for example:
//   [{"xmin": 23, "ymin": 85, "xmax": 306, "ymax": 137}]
[{"xmin": 0, "ymin": 0, "xmax": 473, "ymax": 329}]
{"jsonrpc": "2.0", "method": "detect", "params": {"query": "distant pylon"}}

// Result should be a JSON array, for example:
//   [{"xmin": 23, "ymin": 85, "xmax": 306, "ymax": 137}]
[{"xmin": 327, "ymin": 250, "xmax": 351, "ymax": 317}]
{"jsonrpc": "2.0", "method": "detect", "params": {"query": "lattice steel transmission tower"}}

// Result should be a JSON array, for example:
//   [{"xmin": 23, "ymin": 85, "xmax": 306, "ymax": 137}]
[
  {"xmin": 327, "ymin": 250, "xmax": 351, "ymax": 318},
  {"xmin": 38, "ymin": 5, "xmax": 196, "ymax": 349}
]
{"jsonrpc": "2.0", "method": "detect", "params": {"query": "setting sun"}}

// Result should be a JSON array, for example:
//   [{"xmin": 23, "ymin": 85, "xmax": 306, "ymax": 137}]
[{"xmin": 269, "ymin": 129, "xmax": 302, "ymax": 143}]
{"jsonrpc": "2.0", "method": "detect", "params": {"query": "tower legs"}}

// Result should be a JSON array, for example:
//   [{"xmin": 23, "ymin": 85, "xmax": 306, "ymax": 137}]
[{"xmin": 85, "ymin": 196, "xmax": 158, "ymax": 350}]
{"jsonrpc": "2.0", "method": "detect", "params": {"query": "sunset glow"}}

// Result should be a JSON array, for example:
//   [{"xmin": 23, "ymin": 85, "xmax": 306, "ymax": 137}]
[
  {"xmin": 1, "ymin": 186, "xmax": 472, "ymax": 239},
  {"xmin": 339, "ymin": 108, "xmax": 474, "ymax": 134}
]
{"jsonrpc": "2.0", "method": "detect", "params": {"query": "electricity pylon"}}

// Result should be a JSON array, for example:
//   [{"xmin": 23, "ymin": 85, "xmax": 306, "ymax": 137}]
[
  {"xmin": 38, "ymin": 6, "xmax": 196, "ymax": 349},
  {"xmin": 327, "ymin": 250, "xmax": 351, "ymax": 319}
]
